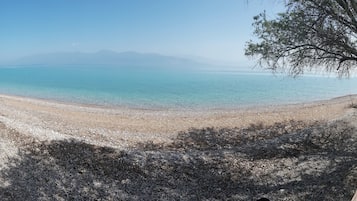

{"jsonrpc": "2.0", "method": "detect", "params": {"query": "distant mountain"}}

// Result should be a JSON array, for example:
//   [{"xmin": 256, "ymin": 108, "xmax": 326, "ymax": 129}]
[{"xmin": 3, "ymin": 50, "xmax": 218, "ymax": 70}]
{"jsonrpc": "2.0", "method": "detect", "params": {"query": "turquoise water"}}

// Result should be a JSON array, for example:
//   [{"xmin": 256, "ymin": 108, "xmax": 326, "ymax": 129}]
[{"xmin": 0, "ymin": 66, "xmax": 356, "ymax": 109}]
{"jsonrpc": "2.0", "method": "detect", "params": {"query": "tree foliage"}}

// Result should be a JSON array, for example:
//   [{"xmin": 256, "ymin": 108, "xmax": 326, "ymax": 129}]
[{"xmin": 245, "ymin": 0, "xmax": 357, "ymax": 76}]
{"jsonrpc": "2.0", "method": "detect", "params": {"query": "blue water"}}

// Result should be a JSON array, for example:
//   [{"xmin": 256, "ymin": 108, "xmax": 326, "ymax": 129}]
[{"xmin": 0, "ymin": 66, "xmax": 356, "ymax": 109}]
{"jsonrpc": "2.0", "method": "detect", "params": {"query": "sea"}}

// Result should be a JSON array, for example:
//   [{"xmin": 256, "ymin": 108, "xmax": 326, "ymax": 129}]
[{"xmin": 0, "ymin": 66, "xmax": 356, "ymax": 109}]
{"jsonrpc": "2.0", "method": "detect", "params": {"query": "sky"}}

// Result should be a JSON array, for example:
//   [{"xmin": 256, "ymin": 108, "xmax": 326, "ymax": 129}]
[{"xmin": 0, "ymin": 0, "xmax": 285, "ymax": 65}]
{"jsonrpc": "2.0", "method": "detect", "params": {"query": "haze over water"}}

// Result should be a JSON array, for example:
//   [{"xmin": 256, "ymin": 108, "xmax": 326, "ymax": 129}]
[
  {"xmin": 0, "ymin": 65, "xmax": 356, "ymax": 109},
  {"xmin": 0, "ymin": 1, "xmax": 356, "ymax": 109}
]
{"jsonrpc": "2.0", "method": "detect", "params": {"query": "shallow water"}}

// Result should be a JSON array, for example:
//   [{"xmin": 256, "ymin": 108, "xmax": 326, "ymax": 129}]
[{"xmin": 0, "ymin": 66, "xmax": 356, "ymax": 109}]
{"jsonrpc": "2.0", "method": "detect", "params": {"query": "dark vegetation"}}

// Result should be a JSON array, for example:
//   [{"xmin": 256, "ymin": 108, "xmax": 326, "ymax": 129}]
[
  {"xmin": 246, "ymin": 0, "xmax": 357, "ymax": 77},
  {"xmin": 0, "ymin": 119, "xmax": 356, "ymax": 200}
]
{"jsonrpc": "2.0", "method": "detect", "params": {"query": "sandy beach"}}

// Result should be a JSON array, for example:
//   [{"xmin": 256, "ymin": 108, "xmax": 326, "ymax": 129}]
[{"xmin": 0, "ymin": 94, "xmax": 356, "ymax": 200}]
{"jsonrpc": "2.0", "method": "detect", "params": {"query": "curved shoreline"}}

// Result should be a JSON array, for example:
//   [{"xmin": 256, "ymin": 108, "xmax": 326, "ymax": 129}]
[
  {"xmin": 1, "ymin": 92, "xmax": 356, "ymax": 111},
  {"xmin": 0, "ymin": 93, "xmax": 355, "ymax": 148},
  {"xmin": 1, "ymin": 91, "xmax": 356, "ymax": 112}
]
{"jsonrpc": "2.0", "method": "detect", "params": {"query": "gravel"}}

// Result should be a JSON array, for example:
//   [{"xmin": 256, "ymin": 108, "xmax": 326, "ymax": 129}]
[{"xmin": 0, "ymin": 113, "xmax": 356, "ymax": 200}]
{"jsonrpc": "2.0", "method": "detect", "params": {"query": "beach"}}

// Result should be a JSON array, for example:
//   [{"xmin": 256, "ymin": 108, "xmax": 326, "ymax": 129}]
[
  {"xmin": 0, "ymin": 94, "xmax": 354, "ymax": 148},
  {"xmin": 0, "ymin": 94, "xmax": 356, "ymax": 200}
]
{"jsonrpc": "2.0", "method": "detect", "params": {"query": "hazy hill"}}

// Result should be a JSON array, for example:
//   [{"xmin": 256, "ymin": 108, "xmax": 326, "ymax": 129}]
[{"xmin": 3, "ymin": 51, "xmax": 214, "ymax": 69}]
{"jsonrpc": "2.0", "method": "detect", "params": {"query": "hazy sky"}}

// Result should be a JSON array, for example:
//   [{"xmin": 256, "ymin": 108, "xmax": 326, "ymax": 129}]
[{"xmin": 0, "ymin": 0, "xmax": 285, "ymax": 65}]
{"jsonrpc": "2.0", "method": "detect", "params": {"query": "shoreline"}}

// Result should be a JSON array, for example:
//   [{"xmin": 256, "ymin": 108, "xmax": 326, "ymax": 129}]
[
  {"xmin": 1, "ymin": 92, "xmax": 357, "ymax": 112},
  {"xmin": 1, "ymin": 91, "xmax": 356, "ymax": 112},
  {"xmin": 0, "ymin": 93, "xmax": 355, "ymax": 148}
]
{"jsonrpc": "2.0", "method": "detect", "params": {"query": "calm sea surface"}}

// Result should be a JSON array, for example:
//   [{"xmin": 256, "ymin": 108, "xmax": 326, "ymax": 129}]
[{"xmin": 0, "ymin": 66, "xmax": 356, "ymax": 109}]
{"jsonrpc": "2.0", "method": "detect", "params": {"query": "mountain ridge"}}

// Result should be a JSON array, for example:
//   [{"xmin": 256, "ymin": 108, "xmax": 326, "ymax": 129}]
[{"xmin": 3, "ymin": 51, "xmax": 209, "ymax": 68}]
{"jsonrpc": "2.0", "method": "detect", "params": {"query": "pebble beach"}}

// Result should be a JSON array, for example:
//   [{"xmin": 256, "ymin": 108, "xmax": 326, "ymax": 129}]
[
  {"xmin": 0, "ymin": 94, "xmax": 354, "ymax": 147},
  {"xmin": 0, "ymin": 94, "xmax": 356, "ymax": 200}
]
